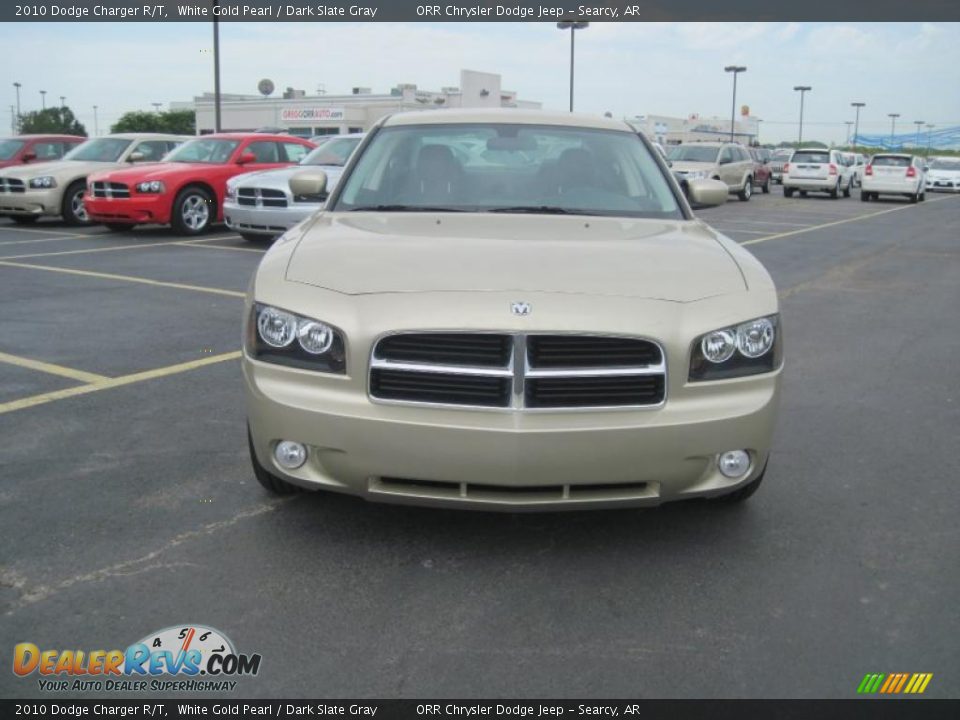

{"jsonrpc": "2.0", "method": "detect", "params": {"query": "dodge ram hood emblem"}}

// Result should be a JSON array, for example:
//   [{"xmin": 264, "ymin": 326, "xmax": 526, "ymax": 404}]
[{"xmin": 511, "ymin": 302, "xmax": 532, "ymax": 316}]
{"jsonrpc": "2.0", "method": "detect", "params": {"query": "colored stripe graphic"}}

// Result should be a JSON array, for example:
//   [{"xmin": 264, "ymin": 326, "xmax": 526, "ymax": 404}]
[{"xmin": 857, "ymin": 673, "xmax": 932, "ymax": 694}]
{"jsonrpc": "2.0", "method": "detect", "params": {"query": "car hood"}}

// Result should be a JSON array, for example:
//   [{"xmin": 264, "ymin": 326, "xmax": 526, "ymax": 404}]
[
  {"xmin": 229, "ymin": 164, "xmax": 346, "ymax": 191},
  {"xmin": 0, "ymin": 159, "xmax": 119, "ymax": 180},
  {"xmin": 285, "ymin": 214, "xmax": 746, "ymax": 302},
  {"xmin": 670, "ymin": 161, "xmax": 716, "ymax": 173},
  {"xmin": 928, "ymin": 169, "xmax": 960, "ymax": 178},
  {"xmin": 90, "ymin": 162, "xmax": 212, "ymax": 182}
]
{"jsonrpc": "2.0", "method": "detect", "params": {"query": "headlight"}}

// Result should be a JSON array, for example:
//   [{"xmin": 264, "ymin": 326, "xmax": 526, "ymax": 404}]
[
  {"xmin": 685, "ymin": 170, "xmax": 709, "ymax": 180},
  {"xmin": 28, "ymin": 176, "xmax": 56, "ymax": 189},
  {"xmin": 136, "ymin": 180, "xmax": 165, "ymax": 193},
  {"xmin": 246, "ymin": 303, "xmax": 346, "ymax": 373},
  {"xmin": 689, "ymin": 314, "xmax": 781, "ymax": 381}
]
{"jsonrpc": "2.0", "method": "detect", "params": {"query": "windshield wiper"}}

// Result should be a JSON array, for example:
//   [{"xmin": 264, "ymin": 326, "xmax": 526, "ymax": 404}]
[
  {"xmin": 346, "ymin": 205, "xmax": 466, "ymax": 212},
  {"xmin": 486, "ymin": 206, "xmax": 602, "ymax": 216}
]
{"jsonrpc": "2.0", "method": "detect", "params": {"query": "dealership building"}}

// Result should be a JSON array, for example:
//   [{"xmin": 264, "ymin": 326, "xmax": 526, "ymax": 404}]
[
  {"xmin": 175, "ymin": 69, "xmax": 541, "ymax": 137},
  {"xmin": 628, "ymin": 112, "xmax": 762, "ymax": 146}
]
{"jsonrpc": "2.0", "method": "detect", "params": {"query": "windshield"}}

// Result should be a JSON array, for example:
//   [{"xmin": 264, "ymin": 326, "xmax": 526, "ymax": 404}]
[
  {"xmin": 0, "ymin": 139, "xmax": 26, "ymax": 160},
  {"xmin": 302, "ymin": 137, "xmax": 362, "ymax": 167},
  {"xmin": 165, "ymin": 138, "xmax": 240, "ymax": 164},
  {"xmin": 930, "ymin": 159, "xmax": 960, "ymax": 170},
  {"xmin": 667, "ymin": 146, "xmax": 719, "ymax": 163},
  {"xmin": 332, "ymin": 123, "xmax": 682, "ymax": 219},
  {"xmin": 64, "ymin": 138, "xmax": 132, "ymax": 162},
  {"xmin": 792, "ymin": 151, "xmax": 831, "ymax": 164}
]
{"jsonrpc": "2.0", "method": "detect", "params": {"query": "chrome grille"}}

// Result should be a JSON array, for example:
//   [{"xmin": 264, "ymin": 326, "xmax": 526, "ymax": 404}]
[
  {"xmin": 370, "ymin": 333, "xmax": 666, "ymax": 410},
  {"xmin": 91, "ymin": 181, "xmax": 130, "ymax": 199},
  {"xmin": 0, "ymin": 177, "xmax": 25, "ymax": 193},
  {"xmin": 236, "ymin": 187, "xmax": 288, "ymax": 208}
]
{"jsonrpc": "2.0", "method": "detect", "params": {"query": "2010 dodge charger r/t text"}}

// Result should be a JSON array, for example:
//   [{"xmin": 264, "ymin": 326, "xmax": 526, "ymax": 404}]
[{"xmin": 243, "ymin": 109, "xmax": 783, "ymax": 511}]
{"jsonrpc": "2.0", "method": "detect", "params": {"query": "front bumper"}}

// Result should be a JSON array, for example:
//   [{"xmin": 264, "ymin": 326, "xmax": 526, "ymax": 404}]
[
  {"xmin": 223, "ymin": 200, "xmax": 317, "ymax": 237},
  {"xmin": 0, "ymin": 187, "xmax": 62, "ymax": 217},
  {"xmin": 926, "ymin": 179, "xmax": 960, "ymax": 192},
  {"xmin": 243, "ymin": 290, "xmax": 782, "ymax": 511},
  {"xmin": 84, "ymin": 194, "xmax": 171, "ymax": 225}
]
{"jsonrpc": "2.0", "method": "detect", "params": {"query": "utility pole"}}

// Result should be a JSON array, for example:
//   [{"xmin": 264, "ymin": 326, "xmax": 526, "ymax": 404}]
[
  {"xmin": 794, "ymin": 86, "xmax": 811, "ymax": 145},
  {"xmin": 851, "ymin": 102, "xmax": 865, "ymax": 150},
  {"xmin": 888, "ymin": 113, "xmax": 900, "ymax": 146},
  {"xmin": 13, "ymin": 82, "xmax": 22, "ymax": 133},
  {"xmin": 724, "ymin": 65, "xmax": 747, "ymax": 142},
  {"xmin": 93, "ymin": 105, "xmax": 99, "ymax": 136}
]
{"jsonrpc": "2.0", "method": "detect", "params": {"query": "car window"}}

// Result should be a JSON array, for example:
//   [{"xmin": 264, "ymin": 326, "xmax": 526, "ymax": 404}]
[
  {"xmin": 0, "ymin": 139, "xmax": 26, "ymax": 160},
  {"xmin": 32, "ymin": 142, "xmax": 65, "ymax": 160},
  {"xmin": 245, "ymin": 141, "xmax": 281, "ymax": 163},
  {"xmin": 302, "ymin": 137, "xmax": 362, "ymax": 167},
  {"xmin": 165, "ymin": 138, "xmax": 240, "ymax": 164},
  {"xmin": 131, "ymin": 140, "xmax": 171, "ymax": 161},
  {"xmin": 719, "ymin": 147, "xmax": 734, "ymax": 164},
  {"xmin": 792, "ymin": 151, "xmax": 831, "ymax": 164},
  {"xmin": 64, "ymin": 138, "xmax": 133, "ymax": 162},
  {"xmin": 871, "ymin": 156, "xmax": 911, "ymax": 167},
  {"xmin": 667, "ymin": 145, "xmax": 720, "ymax": 163},
  {"xmin": 282, "ymin": 142, "xmax": 310, "ymax": 163},
  {"xmin": 334, "ymin": 123, "xmax": 682, "ymax": 220}
]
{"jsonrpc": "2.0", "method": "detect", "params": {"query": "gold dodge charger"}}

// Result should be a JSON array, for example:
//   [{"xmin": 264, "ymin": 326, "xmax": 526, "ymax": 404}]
[{"xmin": 242, "ymin": 109, "xmax": 782, "ymax": 510}]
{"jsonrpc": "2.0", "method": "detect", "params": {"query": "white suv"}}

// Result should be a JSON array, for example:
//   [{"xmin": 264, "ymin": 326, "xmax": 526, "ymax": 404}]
[
  {"xmin": 782, "ymin": 149, "xmax": 853, "ymax": 199},
  {"xmin": 861, "ymin": 154, "xmax": 926, "ymax": 203}
]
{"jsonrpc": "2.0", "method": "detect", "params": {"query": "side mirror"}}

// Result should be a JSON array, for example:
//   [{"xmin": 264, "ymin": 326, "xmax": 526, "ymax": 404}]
[
  {"xmin": 687, "ymin": 178, "xmax": 729, "ymax": 207},
  {"xmin": 21, "ymin": 152, "xmax": 37, "ymax": 163},
  {"xmin": 237, "ymin": 152, "xmax": 257, "ymax": 165},
  {"xmin": 128, "ymin": 151, "xmax": 146, "ymax": 163},
  {"xmin": 289, "ymin": 170, "xmax": 328, "ymax": 199}
]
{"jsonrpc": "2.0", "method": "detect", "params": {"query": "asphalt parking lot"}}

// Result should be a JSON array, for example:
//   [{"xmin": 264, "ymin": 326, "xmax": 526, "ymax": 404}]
[{"xmin": 1, "ymin": 186, "xmax": 958, "ymax": 699}]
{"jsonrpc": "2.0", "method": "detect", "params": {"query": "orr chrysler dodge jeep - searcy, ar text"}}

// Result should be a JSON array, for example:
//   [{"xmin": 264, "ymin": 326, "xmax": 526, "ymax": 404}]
[{"xmin": 243, "ymin": 109, "xmax": 783, "ymax": 511}]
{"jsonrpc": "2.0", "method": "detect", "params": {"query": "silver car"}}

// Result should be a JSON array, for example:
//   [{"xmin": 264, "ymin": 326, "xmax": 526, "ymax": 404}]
[{"xmin": 224, "ymin": 133, "xmax": 365, "ymax": 241}]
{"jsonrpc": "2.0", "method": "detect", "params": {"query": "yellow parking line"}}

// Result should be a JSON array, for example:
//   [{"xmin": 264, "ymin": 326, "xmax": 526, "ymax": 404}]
[
  {"xmin": 740, "ymin": 195, "xmax": 959, "ymax": 246},
  {"xmin": 0, "ymin": 351, "xmax": 242, "ymax": 415},
  {"xmin": 0, "ymin": 237, "xmax": 223, "ymax": 260},
  {"xmin": 0, "ymin": 259, "xmax": 245, "ymax": 298},
  {"xmin": 0, "ymin": 351, "xmax": 110, "ymax": 384},
  {"xmin": 173, "ymin": 241, "xmax": 266, "ymax": 254}
]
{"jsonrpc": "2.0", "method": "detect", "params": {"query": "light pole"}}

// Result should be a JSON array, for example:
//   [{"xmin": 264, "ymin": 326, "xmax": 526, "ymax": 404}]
[
  {"xmin": 556, "ymin": 20, "xmax": 589, "ymax": 112},
  {"xmin": 851, "ymin": 102, "xmax": 865, "ymax": 149},
  {"xmin": 93, "ymin": 105, "xmax": 99, "ymax": 136},
  {"xmin": 724, "ymin": 65, "xmax": 746, "ymax": 142},
  {"xmin": 13, "ymin": 82, "xmax": 22, "ymax": 133},
  {"xmin": 60, "ymin": 96, "xmax": 66, "ymax": 108},
  {"xmin": 844, "ymin": 121, "xmax": 853, "ymax": 146},
  {"xmin": 152, "ymin": 103, "xmax": 162, "ymax": 113},
  {"xmin": 925, "ymin": 123, "xmax": 934, "ymax": 158},
  {"xmin": 213, "ymin": 2, "xmax": 222, "ymax": 132},
  {"xmin": 888, "ymin": 113, "xmax": 900, "ymax": 146},
  {"xmin": 40, "ymin": 90, "xmax": 46, "ymax": 110},
  {"xmin": 913, "ymin": 120, "xmax": 924, "ymax": 149},
  {"xmin": 794, "ymin": 86, "xmax": 811, "ymax": 145}
]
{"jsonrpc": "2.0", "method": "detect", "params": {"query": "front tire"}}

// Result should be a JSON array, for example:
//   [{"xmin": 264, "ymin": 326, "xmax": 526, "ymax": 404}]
[
  {"xmin": 761, "ymin": 175, "xmax": 771, "ymax": 194},
  {"xmin": 171, "ymin": 186, "xmax": 214, "ymax": 236},
  {"xmin": 737, "ymin": 177, "xmax": 753, "ymax": 201},
  {"xmin": 842, "ymin": 181, "xmax": 851, "ymax": 198},
  {"xmin": 61, "ymin": 181, "xmax": 91, "ymax": 225},
  {"xmin": 248, "ymin": 429, "xmax": 303, "ymax": 495},
  {"xmin": 784, "ymin": 187, "xmax": 795, "ymax": 198}
]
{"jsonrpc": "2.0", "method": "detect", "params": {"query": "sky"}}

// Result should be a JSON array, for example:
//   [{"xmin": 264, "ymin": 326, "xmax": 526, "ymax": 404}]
[{"xmin": 1, "ymin": 21, "xmax": 958, "ymax": 144}]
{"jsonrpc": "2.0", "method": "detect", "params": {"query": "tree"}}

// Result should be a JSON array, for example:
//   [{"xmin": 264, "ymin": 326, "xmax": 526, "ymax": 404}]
[
  {"xmin": 19, "ymin": 107, "xmax": 86, "ymax": 136},
  {"xmin": 111, "ymin": 109, "xmax": 195, "ymax": 135}
]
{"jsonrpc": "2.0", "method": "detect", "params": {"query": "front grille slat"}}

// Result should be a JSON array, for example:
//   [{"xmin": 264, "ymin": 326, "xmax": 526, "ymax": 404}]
[
  {"xmin": 370, "ymin": 332, "xmax": 666, "ymax": 410},
  {"xmin": 236, "ymin": 187, "xmax": 289, "ymax": 208},
  {"xmin": 91, "ymin": 181, "xmax": 130, "ymax": 199},
  {"xmin": 0, "ymin": 177, "xmax": 26, "ymax": 193}
]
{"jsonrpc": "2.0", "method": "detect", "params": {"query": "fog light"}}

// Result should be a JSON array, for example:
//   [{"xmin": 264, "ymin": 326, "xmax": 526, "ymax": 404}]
[
  {"xmin": 274, "ymin": 440, "xmax": 307, "ymax": 470},
  {"xmin": 718, "ymin": 450, "xmax": 750, "ymax": 479}
]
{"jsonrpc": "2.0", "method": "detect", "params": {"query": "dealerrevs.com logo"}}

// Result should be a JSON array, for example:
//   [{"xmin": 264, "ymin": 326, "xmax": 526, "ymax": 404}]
[{"xmin": 13, "ymin": 624, "xmax": 261, "ymax": 693}]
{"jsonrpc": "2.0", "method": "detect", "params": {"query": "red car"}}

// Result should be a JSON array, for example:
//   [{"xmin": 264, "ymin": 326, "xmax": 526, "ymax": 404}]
[
  {"xmin": 0, "ymin": 134, "xmax": 86, "ymax": 169},
  {"xmin": 84, "ymin": 133, "xmax": 315, "ymax": 234}
]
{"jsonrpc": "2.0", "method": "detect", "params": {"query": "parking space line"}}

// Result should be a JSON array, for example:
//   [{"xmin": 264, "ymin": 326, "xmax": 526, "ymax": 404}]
[
  {"xmin": 0, "ymin": 234, "xmax": 99, "ymax": 246},
  {"xmin": 172, "ymin": 241, "xmax": 266, "ymax": 254},
  {"xmin": 0, "ymin": 260, "xmax": 245, "ymax": 298},
  {"xmin": 740, "ymin": 195, "xmax": 959, "ymax": 246},
  {"xmin": 0, "ymin": 350, "xmax": 110, "ymax": 384},
  {"xmin": 0, "ymin": 236, "xmax": 224, "ymax": 261},
  {"xmin": 0, "ymin": 351, "xmax": 241, "ymax": 415},
  {"xmin": 0, "ymin": 225, "xmax": 100, "ymax": 237},
  {"xmin": 710, "ymin": 228, "xmax": 772, "ymax": 236}
]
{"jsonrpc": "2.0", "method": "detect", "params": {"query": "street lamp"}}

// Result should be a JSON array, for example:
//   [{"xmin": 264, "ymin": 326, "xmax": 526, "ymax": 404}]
[
  {"xmin": 556, "ymin": 20, "xmax": 589, "ymax": 112},
  {"xmin": 888, "ymin": 113, "xmax": 900, "ymax": 145},
  {"xmin": 152, "ymin": 103, "xmax": 162, "ymax": 113},
  {"xmin": 851, "ymin": 102, "xmax": 865, "ymax": 149},
  {"xmin": 793, "ymin": 86, "xmax": 811, "ymax": 145},
  {"xmin": 40, "ymin": 90, "xmax": 46, "ymax": 110},
  {"xmin": 925, "ymin": 123, "xmax": 935, "ymax": 158},
  {"xmin": 60, "ymin": 96, "xmax": 66, "ymax": 108},
  {"xmin": 13, "ymin": 82, "xmax": 22, "ymax": 133},
  {"xmin": 844, "ymin": 121, "xmax": 853, "ymax": 146},
  {"xmin": 724, "ymin": 65, "xmax": 747, "ymax": 142},
  {"xmin": 913, "ymin": 120, "xmax": 924, "ymax": 149},
  {"xmin": 93, "ymin": 105, "xmax": 99, "ymax": 136}
]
